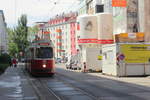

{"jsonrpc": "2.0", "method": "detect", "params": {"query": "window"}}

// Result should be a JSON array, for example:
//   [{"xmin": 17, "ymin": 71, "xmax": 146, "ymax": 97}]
[
  {"xmin": 35, "ymin": 47, "xmax": 53, "ymax": 58},
  {"xmin": 30, "ymin": 48, "xmax": 34, "ymax": 59}
]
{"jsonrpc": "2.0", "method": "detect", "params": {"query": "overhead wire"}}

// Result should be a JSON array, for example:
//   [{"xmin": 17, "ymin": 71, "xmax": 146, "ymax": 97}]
[
  {"xmin": 14, "ymin": 0, "xmax": 79, "ymax": 25},
  {"xmin": 33, "ymin": 0, "xmax": 78, "ymax": 16}
]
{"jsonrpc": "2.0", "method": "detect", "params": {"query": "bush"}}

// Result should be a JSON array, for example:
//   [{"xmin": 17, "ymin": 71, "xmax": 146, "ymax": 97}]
[
  {"xmin": 0, "ymin": 64, "xmax": 9, "ymax": 73},
  {"xmin": 0, "ymin": 53, "xmax": 11, "ymax": 74},
  {"xmin": 0, "ymin": 53, "xmax": 11, "ymax": 64}
]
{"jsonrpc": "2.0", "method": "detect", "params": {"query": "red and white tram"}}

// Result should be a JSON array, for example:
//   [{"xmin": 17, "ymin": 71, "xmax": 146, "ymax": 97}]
[{"xmin": 25, "ymin": 40, "xmax": 55, "ymax": 76}]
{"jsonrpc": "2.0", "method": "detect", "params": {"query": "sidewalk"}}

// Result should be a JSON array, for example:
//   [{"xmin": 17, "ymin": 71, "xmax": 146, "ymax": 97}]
[
  {"xmin": 57, "ymin": 63, "xmax": 150, "ymax": 88},
  {"xmin": 0, "ymin": 65, "xmax": 38, "ymax": 100}
]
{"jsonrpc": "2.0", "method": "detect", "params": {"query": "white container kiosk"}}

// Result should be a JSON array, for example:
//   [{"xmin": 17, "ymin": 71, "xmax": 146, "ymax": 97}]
[
  {"xmin": 102, "ymin": 43, "xmax": 150, "ymax": 76},
  {"xmin": 77, "ymin": 13, "xmax": 113, "ymax": 72}
]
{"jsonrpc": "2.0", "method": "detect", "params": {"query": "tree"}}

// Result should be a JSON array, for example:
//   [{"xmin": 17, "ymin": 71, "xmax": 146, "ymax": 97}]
[
  {"xmin": 14, "ymin": 14, "xmax": 28, "ymax": 53},
  {"xmin": 7, "ymin": 28, "xmax": 18, "ymax": 57},
  {"xmin": 28, "ymin": 25, "xmax": 39, "ymax": 42},
  {"xmin": 8, "ymin": 42, "xmax": 18, "ymax": 57},
  {"xmin": 7, "ymin": 14, "xmax": 29, "ymax": 57}
]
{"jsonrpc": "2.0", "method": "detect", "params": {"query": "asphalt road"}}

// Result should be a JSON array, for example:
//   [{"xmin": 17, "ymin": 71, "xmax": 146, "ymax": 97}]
[
  {"xmin": 25, "ymin": 63, "xmax": 150, "ymax": 100},
  {"xmin": 3, "ymin": 63, "xmax": 149, "ymax": 100},
  {"xmin": 54, "ymin": 64, "xmax": 150, "ymax": 100}
]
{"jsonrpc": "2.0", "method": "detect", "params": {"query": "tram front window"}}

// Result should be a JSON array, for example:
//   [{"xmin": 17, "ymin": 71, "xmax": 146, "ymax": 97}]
[{"xmin": 36, "ymin": 47, "xmax": 53, "ymax": 58}]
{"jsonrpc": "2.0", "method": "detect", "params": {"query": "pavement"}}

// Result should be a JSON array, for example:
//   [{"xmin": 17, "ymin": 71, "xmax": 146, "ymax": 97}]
[
  {"xmin": 57, "ymin": 63, "xmax": 150, "ymax": 88},
  {"xmin": 0, "ymin": 64, "xmax": 38, "ymax": 100}
]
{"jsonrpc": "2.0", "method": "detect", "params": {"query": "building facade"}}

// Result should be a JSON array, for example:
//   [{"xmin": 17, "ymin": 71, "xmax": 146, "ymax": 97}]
[
  {"xmin": 45, "ymin": 12, "xmax": 78, "ymax": 60},
  {"xmin": 77, "ymin": 0, "xmax": 144, "ymax": 34},
  {"xmin": 103, "ymin": 0, "xmax": 139, "ymax": 34},
  {"xmin": 78, "ymin": 0, "xmax": 87, "ymax": 16},
  {"xmin": 0, "ymin": 10, "xmax": 8, "ymax": 54},
  {"xmin": 143, "ymin": 0, "xmax": 150, "ymax": 42},
  {"xmin": 35, "ymin": 0, "xmax": 149, "ymax": 61},
  {"xmin": 78, "ymin": 0, "xmax": 104, "ymax": 16}
]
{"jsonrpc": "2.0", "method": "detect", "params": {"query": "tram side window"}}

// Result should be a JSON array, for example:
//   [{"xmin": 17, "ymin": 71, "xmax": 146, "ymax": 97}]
[
  {"xmin": 30, "ymin": 48, "xmax": 34, "ymax": 59},
  {"xmin": 36, "ymin": 47, "xmax": 53, "ymax": 58},
  {"xmin": 28, "ymin": 48, "xmax": 34, "ymax": 59}
]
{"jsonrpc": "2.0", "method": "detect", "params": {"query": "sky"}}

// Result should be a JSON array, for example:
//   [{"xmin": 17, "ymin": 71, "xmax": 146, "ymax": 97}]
[{"xmin": 0, "ymin": 0, "xmax": 79, "ymax": 28}]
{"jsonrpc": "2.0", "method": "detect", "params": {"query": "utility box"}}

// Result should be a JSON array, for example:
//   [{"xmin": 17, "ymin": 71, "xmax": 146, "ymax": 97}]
[
  {"xmin": 81, "ymin": 48, "xmax": 102, "ymax": 72},
  {"xmin": 102, "ymin": 43, "xmax": 150, "ymax": 76}
]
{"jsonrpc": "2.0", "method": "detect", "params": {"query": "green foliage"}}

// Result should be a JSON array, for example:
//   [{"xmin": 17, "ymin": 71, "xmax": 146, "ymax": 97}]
[
  {"xmin": 0, "ymin": 53, "xmax": 11, "ymax": 73},
  {"xmin": 0, "ymin": 64, "xmax": 9, "ymax": 73},
  {"xmin": 0, "ymin": 53, "xmax": 11, "ymax": 64},
  {"xmin": 7, "ymin": 28, "xmax": 18, "ymax": 57},
  {"xmin": 7, "ymin": 14, "xmax": 29, "ymax": 57},
  {"xmin": 14, "ymin": 14, "xmax": 29, "ymax": 53},
  {"xmin": 28, "ymin": 26, "xmax": 39, "ymax": 41},
  {"xmin": 8, "ymin": 42, "xmax": 18, "ymax": 57}
]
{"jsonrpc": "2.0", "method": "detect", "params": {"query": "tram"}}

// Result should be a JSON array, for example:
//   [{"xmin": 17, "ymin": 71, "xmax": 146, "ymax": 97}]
[{"xmin": 25, "ymin": 39, "xmax": 55, "ymax": 76}]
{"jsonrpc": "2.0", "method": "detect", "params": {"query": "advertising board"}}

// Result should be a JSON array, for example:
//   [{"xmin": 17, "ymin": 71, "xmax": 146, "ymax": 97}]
[{"xmin": 120, "ymin": 44, "xmax": 150, "ymax": 63}]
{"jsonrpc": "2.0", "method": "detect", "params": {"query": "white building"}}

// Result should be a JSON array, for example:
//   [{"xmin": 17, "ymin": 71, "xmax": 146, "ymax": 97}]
[
  {"xmin": 77, "ymin": 0, "xmax": 104, "ymax": 16},
  {"xmin": 103, "ymin": 0, "xmax": 144, "ymax": 34},
  {"xmin": 78, "ymin": 0, "xmax": 87, "ymax": 16},
  {"xmin": 77, "ymin": 0, "xmax": 144, "ymax": 34},
  {"xmin": 0, "ymin": 10, "xmax": 8, "ymax": 54}
]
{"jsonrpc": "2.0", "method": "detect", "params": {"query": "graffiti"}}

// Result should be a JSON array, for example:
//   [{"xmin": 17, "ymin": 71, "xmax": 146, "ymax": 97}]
[{"xmin": 85, "ymin": 21, "xmax": 93, "ymax": 31}]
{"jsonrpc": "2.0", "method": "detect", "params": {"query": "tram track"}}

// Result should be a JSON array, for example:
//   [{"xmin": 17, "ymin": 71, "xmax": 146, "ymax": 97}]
[
  {"xmin": 21, "ymin": 66, "xmax": 148, "ymax": 100},
  {"xmin": 21, "ymin": 66, "xmax": 97, "ymax": 100},
  {"xmin": 55, "ymin": 72, "xmax": 148, "ymax": 100},
  {"xmin": 38, "ymin": 78, "xmax": 62, "ymax": 100},
  {"xmin": 22, "ymin": 67, "xmax": 61, "ymax": 100},
  {"xmin": 40, "ymin": 76, "xmax": 96, "ymax": 100},
  {"xmin": 22, "ymin": 67, "xmax": 43, "ymax": 100},
  {"xmin": 22, "ymin": 68, "xmax": 93, "ymax": 100},
  {"xmin": 51, "ymin": 74, "xmax": 97, "ymax": 100}
]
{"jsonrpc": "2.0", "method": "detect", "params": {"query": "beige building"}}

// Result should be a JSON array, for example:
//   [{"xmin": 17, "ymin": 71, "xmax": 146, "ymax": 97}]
[{"xmin": 143, "ymin": 0, "xmax": 150, "ymax": 42}]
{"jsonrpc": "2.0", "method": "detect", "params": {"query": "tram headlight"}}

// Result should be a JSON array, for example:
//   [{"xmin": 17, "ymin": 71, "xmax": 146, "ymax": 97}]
[{"xmin": 43, "ymin": 64, "xmax": 46, "ymax": 68}]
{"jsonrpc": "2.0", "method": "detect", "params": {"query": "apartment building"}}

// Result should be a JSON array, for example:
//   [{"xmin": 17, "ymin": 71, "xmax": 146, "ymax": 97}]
[
  {"xmin": 46, "ymin": 12, "xmax": 78, "ymax": 60},
  {"xmin": 78, "ymin": 0, "xmax": 87, "ymax": 16},
  {"xmin": 0, "ymin": 10, "xmax": 8, "ymax": 54},
  {"xmin": 103, "ymin": 0, "xmax": 144, "ymax": 34},
  {"xmin": 77, "ymin": 0, "xmax": 144, "ymax": 34}
]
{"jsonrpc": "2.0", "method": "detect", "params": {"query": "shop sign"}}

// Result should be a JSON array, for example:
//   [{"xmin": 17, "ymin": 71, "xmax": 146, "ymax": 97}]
[{"xmin": 112, "ymin": 0, "xmax": 127, "ymax": 7}]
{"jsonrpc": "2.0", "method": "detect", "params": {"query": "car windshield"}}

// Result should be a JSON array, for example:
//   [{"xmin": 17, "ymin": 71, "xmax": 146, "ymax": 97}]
[{"xmin": 35, "ymin": 47, "xmax": 53, "ymax": 58}]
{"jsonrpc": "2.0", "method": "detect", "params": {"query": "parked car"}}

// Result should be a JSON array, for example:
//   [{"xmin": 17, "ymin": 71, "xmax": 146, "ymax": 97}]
[
  {"xmin": 21, "ymin": 58, "xmax": 25, "ymax": 63},
  {"xmin": 65, "ymin": 60, "xmax": 73, "ymax": 69},
  {"xmin": 71, "ymin": 61, "xmax": 77, "ymax": 70},
  {"xmin": 66, "ymin": 60, "xmax": 81, "ymax": 70},
  {"xmin": 55, "ymin": 58, "xmax": 61, "ymax": 63},
  {"xmin": 71, "ymin": 60, "xmax": 81, "ymax": 70}
]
